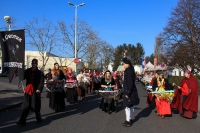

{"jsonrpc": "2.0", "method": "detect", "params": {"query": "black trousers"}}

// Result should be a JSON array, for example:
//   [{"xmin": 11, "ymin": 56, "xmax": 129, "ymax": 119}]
[{"xmin": 19, "ymin": 106, "xmax": 41, "ymax": 123}]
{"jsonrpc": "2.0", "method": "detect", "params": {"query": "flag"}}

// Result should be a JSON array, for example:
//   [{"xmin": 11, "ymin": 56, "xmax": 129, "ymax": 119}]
[
  {"xmin": 154, "ymin": 58, "xmax": 157, "ymax": 69},
  {"xmin": 0, "ymin": 30, "xmax": 25, "ymax": 83},
  {"xmin": 142, "ymin": 58, "xmax": 146, "ymax": 68}
]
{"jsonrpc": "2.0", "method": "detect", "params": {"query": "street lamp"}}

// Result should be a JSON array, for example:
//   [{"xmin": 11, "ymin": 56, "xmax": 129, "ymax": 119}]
[
  {"xmin": 68, "ymin": 2, "xmax": 85, "ymax": 74},
  {"xmin": 105, "ymin": 47, "xmax": 110, "ymax": 71},
  {"xmin": 4, "ymin": 16, "xmax": 11, "ymax": 31}
]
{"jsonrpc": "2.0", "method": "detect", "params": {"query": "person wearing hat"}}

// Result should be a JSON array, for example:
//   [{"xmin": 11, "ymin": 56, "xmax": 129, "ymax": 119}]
[
  {"xmin": 16, "ymin": 59, "xmax": 44, "ymax": 126},
  {"xmin": 99, "ymin": 70, "xmax": 116, "ymax": 114},
  {"xmin": 152, "ymin": 71, "xmax": 174, "ymax": 119},
  {"xmin": 171, "ymin": 70, "xmax": 198, "ymax": 119},
  {"xmin": 121, "ymin": 51, "xmax": 139, "ymax": 127}
]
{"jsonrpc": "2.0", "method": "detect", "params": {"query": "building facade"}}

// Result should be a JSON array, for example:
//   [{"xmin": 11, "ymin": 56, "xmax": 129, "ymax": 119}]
[{"xmin": 25, "ymin": 51, "xmax": 86, "ymax": 74}]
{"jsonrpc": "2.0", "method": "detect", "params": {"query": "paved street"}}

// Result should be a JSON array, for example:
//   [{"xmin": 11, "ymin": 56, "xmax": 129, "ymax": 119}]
[
  {"xmin": 0, "ymin": 78, "xmax": 199, "ymax": 133},
  {"xmin": 0, "ymin": 77, "xmax": 24, "ymax": 113}
]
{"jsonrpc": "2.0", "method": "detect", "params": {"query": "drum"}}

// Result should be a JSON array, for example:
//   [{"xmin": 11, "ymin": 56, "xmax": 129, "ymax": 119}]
[
  {"xmin": 96, "ymin": 90, "xmax": 121, "ymax": 100},
  {"xmin": 65, "ymin": 82, "xmax": 77, "ymax": 88},
  {"xmin": 46, "ymin": 80, "xmax": 64, "ymax": 92}
]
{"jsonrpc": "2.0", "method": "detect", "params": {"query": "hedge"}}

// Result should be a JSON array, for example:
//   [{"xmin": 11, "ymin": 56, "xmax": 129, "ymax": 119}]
[{"xmin": 169, "ymin": 76, "xmax": 200, "ymax": 90}]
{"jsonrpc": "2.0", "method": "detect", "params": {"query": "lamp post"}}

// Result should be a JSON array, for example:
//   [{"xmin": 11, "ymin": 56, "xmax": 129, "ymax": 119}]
[
  {"xmin": 4, "ymin": 16, "xmax": 11, "ymax": 31},
  {"xmin": 105, "ymin": 47, "xmax": 110, "ymax": 71},
  {"xmin": 68, "ymin": 2, "xmax": 85, "ymax": 74}
]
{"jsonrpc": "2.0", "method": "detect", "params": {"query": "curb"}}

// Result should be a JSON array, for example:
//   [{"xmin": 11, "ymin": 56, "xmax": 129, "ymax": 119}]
[{"xmin": 0, "ymin": 101, "xmax": 23, "ymax": 114}]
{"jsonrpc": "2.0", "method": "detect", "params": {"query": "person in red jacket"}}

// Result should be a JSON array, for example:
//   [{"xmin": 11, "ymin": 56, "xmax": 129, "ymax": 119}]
[{"xmin": 171, "ymin": 70, "xmax": 198, "ymax": 119}]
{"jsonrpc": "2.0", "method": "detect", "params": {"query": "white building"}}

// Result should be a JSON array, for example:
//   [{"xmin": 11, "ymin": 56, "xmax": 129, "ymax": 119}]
[
  {"xmin": 25, "ymin": 51, "xmax": 86, "ymax": 74},
  {"xmin": 108, "ymin": 61, "xmax": 114, "ymax": 72},
  {"xmin": 134, "ymin": 65, "xmax": 143, "ymax": 74},
  {"xmin": 117, "ymin": 64, "xmax": 143, "ymax": 74},
  {"xmin": 171, "ymin": 68, "xmax": 184, "ymax": 76}
]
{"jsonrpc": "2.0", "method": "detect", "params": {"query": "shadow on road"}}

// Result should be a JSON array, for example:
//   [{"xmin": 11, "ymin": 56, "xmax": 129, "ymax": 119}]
[
  {"xmin": 0, "ymin": 94, "xmax": 125, "ymax": 133},
  {"xmin": 132, "ymin": 106, "xmax": 154, "ymax": 123}
]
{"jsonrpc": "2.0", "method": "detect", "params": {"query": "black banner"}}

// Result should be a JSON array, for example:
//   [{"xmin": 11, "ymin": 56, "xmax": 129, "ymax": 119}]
[{"xmin": 0, "ymin": 30, "xmax": 25, "ymax": 83}]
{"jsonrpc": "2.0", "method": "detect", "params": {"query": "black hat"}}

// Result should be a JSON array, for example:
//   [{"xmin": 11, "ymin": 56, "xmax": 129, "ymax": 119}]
[{"xmin": 122, "ymin": 58, "xmax": 131, "ymax": 65}]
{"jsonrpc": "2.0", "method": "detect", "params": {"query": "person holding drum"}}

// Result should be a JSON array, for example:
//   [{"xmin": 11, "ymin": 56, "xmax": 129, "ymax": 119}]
[
  {"xmin": 65, "ymin": 68, "xmax": 78, "ymax": 104},
  {"xmin": 77, "ymin": 70, "xmax": 87, "ymax": 101},
  {"xmin": 99, "ymin": 70, "xmax": 116, "ymax": 114},
  {"xmin": 152, "ymin": 71, "xmax": 174, "ymax": 119},
  {"xmin": 48, "ymin": 63, "xmax": 66, "ymax": 112}
]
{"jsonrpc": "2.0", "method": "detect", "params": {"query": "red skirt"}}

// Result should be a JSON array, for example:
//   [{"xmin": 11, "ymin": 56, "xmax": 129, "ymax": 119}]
[
  {"xmin": 155, "ymin": 98, "xmax": 171, "ymax": 115},
  {"xmin": 146, "ymin": 92, "xmax": 153, "ymax": 105},
  {"xmin": 179, "ymin": 95, "xmax": 196, "ymax": 118}
]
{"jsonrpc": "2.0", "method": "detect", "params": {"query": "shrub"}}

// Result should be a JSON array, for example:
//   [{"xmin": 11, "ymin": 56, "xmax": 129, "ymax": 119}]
[{"xmin": 169, "ymin": 76, "xmax": 200, "ymax": 90}]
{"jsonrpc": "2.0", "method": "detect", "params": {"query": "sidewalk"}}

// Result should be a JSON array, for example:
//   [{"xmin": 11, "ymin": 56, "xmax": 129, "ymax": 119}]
[{"xmin": 0, "ymin": 77, "xmax": 24, "ymax": 113}]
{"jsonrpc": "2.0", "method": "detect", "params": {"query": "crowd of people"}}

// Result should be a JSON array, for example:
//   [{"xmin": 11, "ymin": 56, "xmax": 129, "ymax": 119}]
[
  {"xmin": 141, "ymin": 69, "xmax": 198, "ymax": 120},
  {"xmin": 40, "ymin": 61, "xmax": 126, "ymax": 113},
  {"xmin": 15, "ymin": 51, "xmax": 198, "ymax": 128}
]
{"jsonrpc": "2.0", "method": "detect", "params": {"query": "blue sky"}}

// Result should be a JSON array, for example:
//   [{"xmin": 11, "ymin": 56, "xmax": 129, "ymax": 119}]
[{"xmin": 0, "ymin": 0, "xmax": 178, "ymax": 57}]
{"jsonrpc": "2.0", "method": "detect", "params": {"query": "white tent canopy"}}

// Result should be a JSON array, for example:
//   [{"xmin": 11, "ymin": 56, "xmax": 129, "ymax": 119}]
[
  {"xmin": 145, "ymin": 61, "xmax": 154, "ymax": 71},
  {"xmin": 117, "ymin": 65, "xmax": 125, "ymax": 72},
  {"xmin": 156, "ymin": 64, "xmax": 168, "ymax": 70},
  {"xmin": 116, "ymin": 62, "xmax": 168, "ymax": 72},
  {"xmin": 145, "ymin": 62, "xmax": 168, "ymax": 71}
]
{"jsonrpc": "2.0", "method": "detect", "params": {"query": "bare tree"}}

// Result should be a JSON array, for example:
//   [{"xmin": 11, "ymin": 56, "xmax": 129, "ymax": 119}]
[
  {"xmin": 161, "ymin": 0, "xmax": 200, "ymax": 73},
  {"xmin": 99, "ymin": 42, "xmax": 114, "ymax": 70},
  {"xmin": 84, "ymin": 31, "xmax": 105, "ymax": 69},
  {"xmin": 58, "ymin": 19, "xmax": 114, "ymax": 70},
  {"xmin": 25, "ymin": 17, "xmax": 59, "ymax": 70},
  {"xmin": 58, "ymin": 20, "xmax": 93, "ymax": 58},
  {"xmin": 154, "ymin": 34, "xmax": 163, "ymax": 64},
  {"xmin": 82, "ymin": 32, "xmax": 114, "ymax": 70}
]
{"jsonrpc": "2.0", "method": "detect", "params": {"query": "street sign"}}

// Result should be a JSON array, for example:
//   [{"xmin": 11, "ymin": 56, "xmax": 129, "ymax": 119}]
[{"xmin": 74, "ymin": 58, "xmax": 79, "ymax": 64}]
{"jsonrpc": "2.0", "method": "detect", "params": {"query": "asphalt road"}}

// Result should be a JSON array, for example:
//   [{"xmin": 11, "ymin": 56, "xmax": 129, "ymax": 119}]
[{"xmin": 0, "ymin": 82, "xmax": 199, "ymax": 133}]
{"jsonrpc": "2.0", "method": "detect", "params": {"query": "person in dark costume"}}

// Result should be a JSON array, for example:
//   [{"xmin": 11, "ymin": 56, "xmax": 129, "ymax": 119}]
[
  {"xmin": 49, "ymin": 63, "xmax": 66, "ymax": 112},
  {"xmin": 45, "ymin": 68, "xmax": 52, "ymax": 80},
  {"xmin": 99, "ymin": 70, "xmax": 116, "ymax": 114},
  {"xmin": 92, "ymin": 69, "xmax": 100, "ymax": 91},
  {"xmin": 146, "ymin": 71, "xmax": 159, "ymax": 107},
  {"xmin": 16, "ymin": 59, "xmax": 44, "ymax": 126},
  {"xmin": 121, "ymin": 51, "xmax": 140, "ymax": 127}
]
